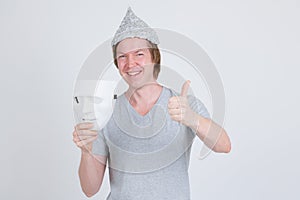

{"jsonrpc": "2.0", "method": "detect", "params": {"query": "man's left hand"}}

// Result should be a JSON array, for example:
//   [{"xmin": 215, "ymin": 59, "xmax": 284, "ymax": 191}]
[{"xmin": 168, "ymin": 80, "xmax": 197, "ymax": 128}]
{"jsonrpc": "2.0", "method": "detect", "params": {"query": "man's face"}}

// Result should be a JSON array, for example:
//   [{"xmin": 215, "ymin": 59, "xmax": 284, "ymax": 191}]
[{"xmin": 116, "ymin": 38, "xmax": 155, "ymax": 89}]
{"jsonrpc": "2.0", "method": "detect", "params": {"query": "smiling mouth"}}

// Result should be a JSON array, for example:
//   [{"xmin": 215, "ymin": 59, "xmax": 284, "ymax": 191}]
[{"xmin": 127, "ymin": 70, "xmax": 142, "ymax": 76}]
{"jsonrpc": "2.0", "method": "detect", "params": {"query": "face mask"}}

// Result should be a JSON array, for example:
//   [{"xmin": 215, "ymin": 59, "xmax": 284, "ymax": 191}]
[{"xmin": 73, "ymin": 80, "xmax": 118, "ymax": 130}]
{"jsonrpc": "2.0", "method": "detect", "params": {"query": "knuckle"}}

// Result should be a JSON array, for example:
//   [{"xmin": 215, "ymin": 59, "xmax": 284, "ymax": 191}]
[{"xmin": 72, "ymin": 130, "xmax": 77, "ymax": 136}]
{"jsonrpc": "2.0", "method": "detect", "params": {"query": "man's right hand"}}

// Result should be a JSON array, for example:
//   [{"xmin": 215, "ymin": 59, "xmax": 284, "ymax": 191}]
[{"xmin": 73, "ymin": 123, "xmax": 98, "ymax": 153}]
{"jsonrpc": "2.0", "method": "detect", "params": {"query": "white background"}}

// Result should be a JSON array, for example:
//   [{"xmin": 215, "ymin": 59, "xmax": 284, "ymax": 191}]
[{"xmin": 1, "ymin": 0, "xmax": 299, "ymax": 199}]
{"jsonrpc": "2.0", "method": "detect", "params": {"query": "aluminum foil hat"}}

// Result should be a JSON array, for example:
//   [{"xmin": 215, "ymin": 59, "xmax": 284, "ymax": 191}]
[{"xmin": 111, "ymin": 7, "xmax": 160, "ymax": 46}]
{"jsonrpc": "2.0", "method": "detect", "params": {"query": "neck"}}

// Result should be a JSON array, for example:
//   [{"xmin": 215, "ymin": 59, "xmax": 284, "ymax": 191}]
[{"xmin": 125, "ymin": 82, "xmax": 163, "ymax": 114}]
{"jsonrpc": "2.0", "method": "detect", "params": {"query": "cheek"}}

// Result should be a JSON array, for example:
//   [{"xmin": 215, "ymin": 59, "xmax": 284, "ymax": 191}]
[
  {"xmin": 136, "ymin": 59, "xmax": 148, "ymax": 68},
  {"xmin": 144, "ymin": 55, "xmax": 153, "ymax": 65},
  {"xmin": 117, "ymin": 61, "xmax": 126, "ymax": 70}
]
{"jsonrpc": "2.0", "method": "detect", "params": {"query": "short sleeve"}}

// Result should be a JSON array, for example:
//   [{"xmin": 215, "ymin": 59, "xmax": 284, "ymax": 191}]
[
  {"xmin": 92, "ymin": 130, "xmax": 109, "ymax": 156},
  {"xmin": 187, "ymin": 95, "xmax": 210, "ymax": 119}
]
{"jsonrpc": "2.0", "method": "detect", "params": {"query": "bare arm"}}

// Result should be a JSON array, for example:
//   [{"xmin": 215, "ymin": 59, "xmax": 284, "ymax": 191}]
[
  {"xmin": 189, "ymin": 115, "xmax": 231, "ymax": 153},
  {"xmin": 168, "ymin": 81, "xmax": 231, "ymax": 153},
  {"xmin": 79, "ymin": 152, "xmax": 107, "ymax": 197},
  {"xmin": 73, "ymin": 123, "xmax": 108, "ymax": 197}
]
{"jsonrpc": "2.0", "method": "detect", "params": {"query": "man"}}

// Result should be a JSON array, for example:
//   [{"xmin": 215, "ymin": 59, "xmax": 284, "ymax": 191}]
[{"xmin": 73, "ymin": 7, "xmax": 231, "ymax": 200}]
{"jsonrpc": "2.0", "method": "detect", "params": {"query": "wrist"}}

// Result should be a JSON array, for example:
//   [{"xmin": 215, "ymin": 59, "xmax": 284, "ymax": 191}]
[
  {"xmin": 185, "ymin": 111, "xmax": 199, "ymax": 130},
  {"xmin": 81, "ymin": 149, "xmax": 92, "ymax": 157}
]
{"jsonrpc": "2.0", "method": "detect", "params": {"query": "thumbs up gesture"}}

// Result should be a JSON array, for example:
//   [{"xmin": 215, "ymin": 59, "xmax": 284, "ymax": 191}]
[{"xmin": 168, "ymin": 80, "xmax": 197, "ymax": 127}]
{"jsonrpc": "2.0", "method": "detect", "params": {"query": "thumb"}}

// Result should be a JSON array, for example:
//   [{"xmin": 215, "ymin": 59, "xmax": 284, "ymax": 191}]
[{"xmin": 180, "ymin": 80, "xmax": 191, "ymax": 97}]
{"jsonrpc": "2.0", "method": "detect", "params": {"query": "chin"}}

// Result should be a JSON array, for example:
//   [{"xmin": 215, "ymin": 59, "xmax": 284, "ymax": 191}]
[{"xmin": 129, "ymin": 82, "xmax": 142, "ymax": 90}]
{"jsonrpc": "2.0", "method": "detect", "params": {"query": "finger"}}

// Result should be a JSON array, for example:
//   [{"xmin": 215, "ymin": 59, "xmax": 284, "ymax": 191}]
[
  {"xmin": 76, "ymin": 129, "xmax": 98, "ymax": 137},
  {"xmin": 75, "ymin": 122, "xmax": 94, "ymax": 130},
  {"xmin": 168, "ymin": 108, "xmax": 182, "ymax": 115},
  {"xmin": 168, "ymin": 97, "xmax": 182, "ymax": 108},
  {"xmin": 168, "ymin": 101, "xmax": 188, "ymax": 110},
  {"xmin": 180, "ymin": 80, "xmax": 191, "ymax": 97},
  {"xmin": 75, "ymin": 135, "xmax": 97, "ymax": 148},
  {"xmin": 74, "ymin": 135, "xmax": 97, "ymax": 142},
  {"xmin": 170, "ymin": 114, "xmax": 183, "ymax": 122},
  {"xmin": 76, "ymin": 137, "xmax": 97, "ymax": 148},
  {"xmin": 168, "ymin": 101, "xmax": 179, "ymax": 109},
  {"xmin": 168, "ymin": 96, "xmax": 178, "ymax": 103}
]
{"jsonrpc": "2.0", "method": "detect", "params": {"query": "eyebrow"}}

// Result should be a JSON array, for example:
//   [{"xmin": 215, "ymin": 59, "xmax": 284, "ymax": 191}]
[{"xmin": 117, "ymin": 48, "xmax": 147, "ymax": 55}]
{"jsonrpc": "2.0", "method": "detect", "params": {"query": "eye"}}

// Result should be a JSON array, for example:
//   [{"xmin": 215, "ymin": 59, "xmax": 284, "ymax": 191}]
[
  {"xmin": 118, "ymin": 55, "xmax": 126, "ymax": 59},
  {"xmin": 136, "ymin": 52, "xmax": 144, "ymax": 56}
]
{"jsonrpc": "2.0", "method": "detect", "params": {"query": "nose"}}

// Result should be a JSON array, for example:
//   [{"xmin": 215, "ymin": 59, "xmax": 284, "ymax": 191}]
[
  {"xmin": 127, "ymin": 53, "xmax": 136, "ymax": 68},
  {"xmin": 81, "ymin": 97, "xmax": 96, "ymax": 120}
]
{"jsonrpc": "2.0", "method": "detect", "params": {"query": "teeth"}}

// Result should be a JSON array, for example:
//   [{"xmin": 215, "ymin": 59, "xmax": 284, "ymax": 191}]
[{"xmin": 127, "ymin": 71, "xmax": 141, "ymax": 76}]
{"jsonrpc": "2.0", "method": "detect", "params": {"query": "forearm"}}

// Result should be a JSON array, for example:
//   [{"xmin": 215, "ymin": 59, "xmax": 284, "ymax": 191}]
[
  {"xmin": 189, "ymin": 113, "xmax": 231, "ymax": 153},
  {"xmin": 79, "ymin": 151, "xmax": 106, "ymax": 197}
]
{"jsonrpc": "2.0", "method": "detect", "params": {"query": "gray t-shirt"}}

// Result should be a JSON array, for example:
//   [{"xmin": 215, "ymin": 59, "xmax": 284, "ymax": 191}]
[{"xmin": 92, "ymin": 87, "xmax": 210, "ymax": 200}]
